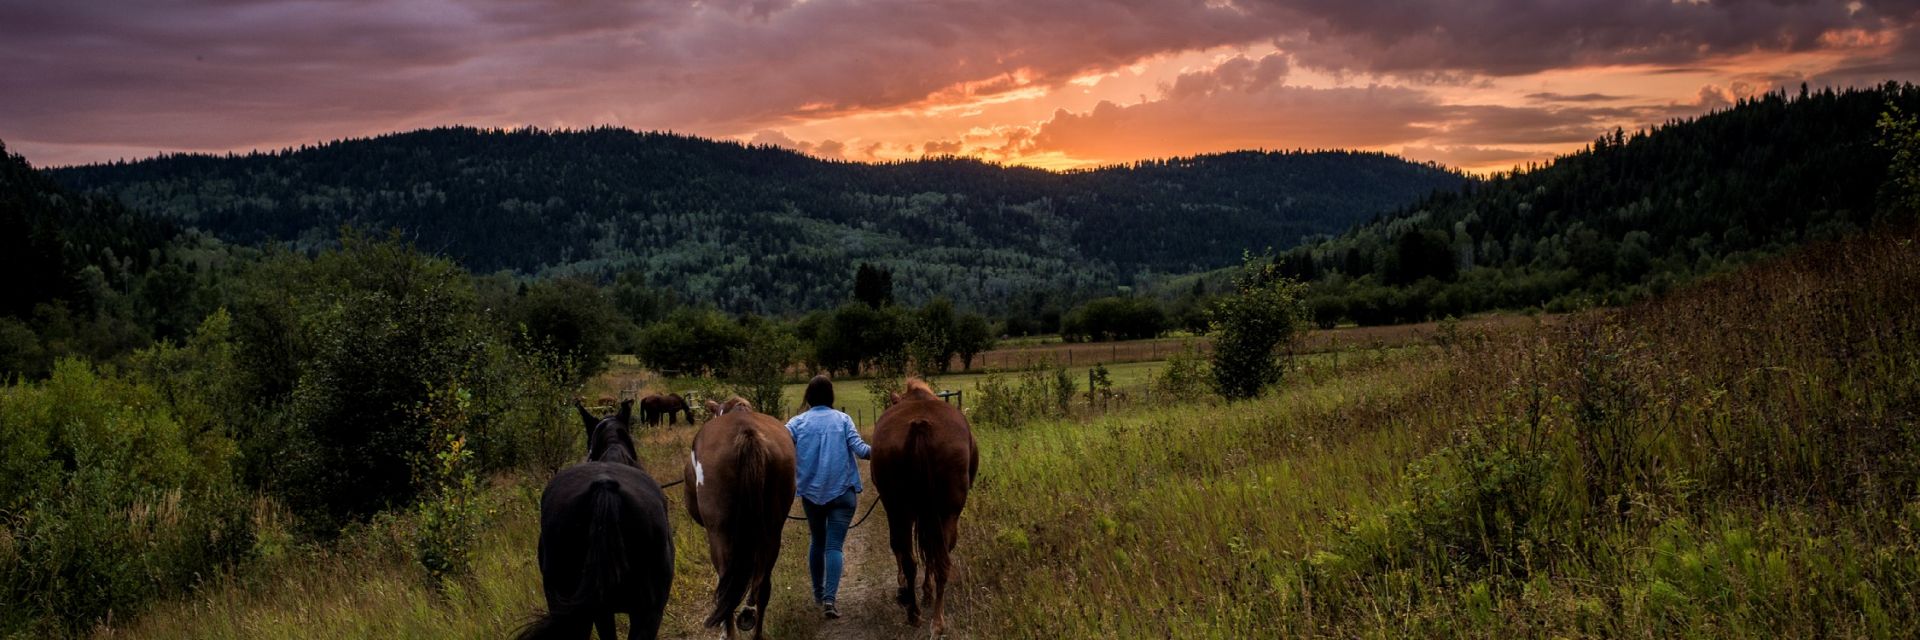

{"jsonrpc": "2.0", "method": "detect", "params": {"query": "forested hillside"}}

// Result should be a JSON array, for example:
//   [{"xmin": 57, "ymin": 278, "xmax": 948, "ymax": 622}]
[
  {"xmin": 0, "ymin": 141, "xmax": 224, "ymax": 374},
  {"xmin": 47, "ymin": 130, "xmax": 1463, "ymax": 313},
  {"xmin": 1277, "ymin": 82, "xmax": 1920, "ymax": 325}
]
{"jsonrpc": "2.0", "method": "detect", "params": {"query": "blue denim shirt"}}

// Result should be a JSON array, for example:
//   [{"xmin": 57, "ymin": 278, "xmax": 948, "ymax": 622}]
[{"xmin": 786, "ymin": 406, "xmax": 872, "ymax": 505}]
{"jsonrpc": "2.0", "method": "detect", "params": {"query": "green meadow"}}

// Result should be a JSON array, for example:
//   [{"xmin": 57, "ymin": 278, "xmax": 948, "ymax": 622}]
[{"xmin": 88, "ymin": 228, "xmax": 1920, "ymax": 639}]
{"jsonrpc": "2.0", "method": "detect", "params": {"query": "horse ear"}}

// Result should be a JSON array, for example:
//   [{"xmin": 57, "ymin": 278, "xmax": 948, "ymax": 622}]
[
  {"xmin": 575, "ymin": 399, "xmax": 598, "ymax": 433},
  {"xmin": 704, "ymin": 400, "xmax": 721, "ymax": 416},
  {"xmin": 889, "ymin": 391, "xmax": 902, "ymax": 405},
  {"xmin": 617, "ymin": 398, "xmax": 634, "ymax": 424}
]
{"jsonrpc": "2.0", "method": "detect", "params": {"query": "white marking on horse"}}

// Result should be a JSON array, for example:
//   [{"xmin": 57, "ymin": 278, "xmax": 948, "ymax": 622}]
[{"xmin": 691, "ymin": 450, "xmax": 705, "ymax": 487}]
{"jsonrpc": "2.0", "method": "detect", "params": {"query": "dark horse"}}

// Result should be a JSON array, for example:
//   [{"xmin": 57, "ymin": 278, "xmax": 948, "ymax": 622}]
[
  {"xmin": 641, "ymin": 393, "xmax": 694, "ymax": 426},
  {"xmin": 516, "ymin": 400, "xmax": 675, "ymax": 640},
  {"xmin": 684, "ymin": 397, "xmax": 796, "ymax": 639},
  {"xmin": 872, "ymin": 379, "xmax": 978, "ymax": 636}
]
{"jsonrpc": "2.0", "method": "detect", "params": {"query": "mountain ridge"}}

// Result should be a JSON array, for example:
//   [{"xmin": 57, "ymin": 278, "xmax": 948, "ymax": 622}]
[{"xmin": 46, "ymin": 126, "xmax": 1466, "ymax": 314}]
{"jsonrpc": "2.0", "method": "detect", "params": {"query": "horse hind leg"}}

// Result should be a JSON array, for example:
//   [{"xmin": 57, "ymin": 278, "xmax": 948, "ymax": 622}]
[
  {"xmin": 888, "ymin": 513, "xmax": 921, "ymax": 626},
  {"xmin": 928, "ymin": 514, "xmax": 962, "ymax": 637},
  {"xmin": 629, "ymin": 606, "xmax": 664, "ymax": 640},
  {"xmin": 738, "ymin": 569, "xmax": 775, "ymax": 640},
  {"xmin": 594, "ymin": 612, "xmax": 617, "ymax": 640}
]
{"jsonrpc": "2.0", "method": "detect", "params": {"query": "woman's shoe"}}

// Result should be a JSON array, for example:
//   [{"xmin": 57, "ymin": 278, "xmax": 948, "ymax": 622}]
[{"xmin": 822, "ymin": 601, "xmax": 841, "ymax": 619}]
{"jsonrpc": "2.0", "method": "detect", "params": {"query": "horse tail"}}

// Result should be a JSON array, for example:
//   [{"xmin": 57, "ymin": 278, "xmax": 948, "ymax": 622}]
[
  {"xmin": 706, "ymin": 428, "xmax": 770, "ymax": 628},
  {"xmin": 906, "ymin": 418, "xmax": 945, "ymax": 568},
  {"xmin": 516, "ymin": 476, "xmax": 628, "ymax": 640},
  {"xmin": 573, "ymin": 476, "xmax": 630, "ymax": 609}
]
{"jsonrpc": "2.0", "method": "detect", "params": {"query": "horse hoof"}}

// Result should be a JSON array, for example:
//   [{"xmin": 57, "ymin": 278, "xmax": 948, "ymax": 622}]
[{"xmin": 736, "ymin": 606, "xmax": 758, "ymax": 631}]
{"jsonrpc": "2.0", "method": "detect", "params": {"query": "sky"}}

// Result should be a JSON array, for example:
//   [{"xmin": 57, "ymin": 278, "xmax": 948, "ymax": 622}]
[{"xmin": 4, "ymin": 0, "xmax": 1920, "ymax": 174}]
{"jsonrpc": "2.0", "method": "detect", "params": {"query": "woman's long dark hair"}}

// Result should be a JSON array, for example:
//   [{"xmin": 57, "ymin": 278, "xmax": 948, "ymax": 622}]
[{"xmin": 803, "ymin": 374, "xmax": 834, "ymax": 408}]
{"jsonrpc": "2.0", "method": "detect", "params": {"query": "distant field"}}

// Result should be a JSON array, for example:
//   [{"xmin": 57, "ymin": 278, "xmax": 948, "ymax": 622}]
[{"xmin": 593, "ymin": 314, "xmax": 1552, "ymax": 396}]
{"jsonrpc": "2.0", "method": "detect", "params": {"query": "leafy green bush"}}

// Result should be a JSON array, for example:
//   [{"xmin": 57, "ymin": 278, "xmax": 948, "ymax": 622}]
[
  {"xmin": 1208, "ymin": 256, "xmax": 1307, "ymax": 400},
  {"xmin": 971, "ymin": 364, "xmax": 1075, "ymax": 429},
  {"xmin": 0, "ymin": 358, "xmax": 252, "ymax": 635},
  {"xmin": 1150, "ymin": 344, "xmax": 1212, "ymax": 402},
  {"xmin": 415, "ymin": 428, "xmax": 484, "ymax": 590}
]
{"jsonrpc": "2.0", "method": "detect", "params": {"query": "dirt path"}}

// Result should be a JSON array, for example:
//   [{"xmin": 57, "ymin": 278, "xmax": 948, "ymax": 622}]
[
  {"xmin": 798, "ymin": 457, "xmax": 979, "ymax": 640},
  {"xmin": 803, "ymin": 459, "xmax": 914, "ymax": 640}
]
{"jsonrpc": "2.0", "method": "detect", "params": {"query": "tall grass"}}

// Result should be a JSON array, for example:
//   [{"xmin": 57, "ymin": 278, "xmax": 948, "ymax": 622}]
[
  {"xmin": 93, "ymin": 229, "xmax": 1920, "ymax": 638},
  {"xmin": 951, "ymin": 228, "xmax": 1920, "ymax": 637}
]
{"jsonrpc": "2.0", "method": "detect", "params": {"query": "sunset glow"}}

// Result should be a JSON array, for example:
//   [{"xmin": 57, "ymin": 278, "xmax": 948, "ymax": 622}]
[{"xmin": 4, "ymin": 0, "xmax": 1919, "ymax": 174}]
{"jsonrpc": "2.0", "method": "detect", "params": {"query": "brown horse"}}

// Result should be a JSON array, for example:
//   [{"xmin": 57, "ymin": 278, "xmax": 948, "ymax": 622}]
[
  {"xmin": 684, "ymin": 397, "xmax": 797, "ymax": 639},
  {"xmin": 872, "ymin": 379, "xmax": 978, "ymax": 635},
  {"xmin": 642, "ymin": 393, "xmax": 693, "ymax": 426}
]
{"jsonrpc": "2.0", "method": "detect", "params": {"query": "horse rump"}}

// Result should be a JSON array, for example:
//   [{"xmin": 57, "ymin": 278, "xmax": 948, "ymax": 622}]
[
  {"xmin": 519, "ymin": 474, "xmax": 656, "ymax": 640},
  {"xmin": 705, "ymin": 428, "xmax": 771, "ymax": 629}
]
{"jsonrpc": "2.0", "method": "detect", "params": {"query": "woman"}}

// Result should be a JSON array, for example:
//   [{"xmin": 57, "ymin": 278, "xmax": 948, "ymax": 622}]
[{"xmin": 785, "ymin": 374, "xmax": 871, "ymax": 619}]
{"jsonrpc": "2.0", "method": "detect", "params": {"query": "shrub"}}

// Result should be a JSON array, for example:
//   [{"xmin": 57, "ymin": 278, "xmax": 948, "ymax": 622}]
[
  {"xmin": 0, "ymin": 359, "xmax": 252, "ymax": 635},
  {"xmin": 1209, "ymin": 255, "xmax": 1308, "ymax": 400},
  {"xmin": 971, "ymin": 364, "xmax": 1075, "ymax": 428},
  {"xmin": 415, "ymin": 428, "xmax": 484, "ymax": 590},
  {"xmin": 1151, "ymin": 344, "xmax": 1212, "ymax": 402}
]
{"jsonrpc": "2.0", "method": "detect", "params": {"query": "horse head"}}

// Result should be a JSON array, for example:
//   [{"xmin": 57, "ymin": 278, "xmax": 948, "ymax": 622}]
[
  {"xmin": 703, "ymin": 396, "xmax": 754, "ymax": 417},
  {"xmin": 576, "ymin": 398, "xmax": 638, "ymax": 465}
]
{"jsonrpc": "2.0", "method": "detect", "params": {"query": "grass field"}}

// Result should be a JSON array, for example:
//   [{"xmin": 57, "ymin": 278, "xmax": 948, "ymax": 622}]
[{"xmin": 93, "ymin": 230, "xmax": 1920, "ymax": 638}]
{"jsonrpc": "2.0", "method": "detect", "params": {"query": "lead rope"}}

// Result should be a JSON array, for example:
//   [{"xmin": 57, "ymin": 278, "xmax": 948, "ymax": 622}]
[
  {"xmin": 662, "ymin": 477, "xmax": 881, "ymax": 529},
  {"xmin": 787, "ymin": 496, "xmax": 881, "ymax": 529}
]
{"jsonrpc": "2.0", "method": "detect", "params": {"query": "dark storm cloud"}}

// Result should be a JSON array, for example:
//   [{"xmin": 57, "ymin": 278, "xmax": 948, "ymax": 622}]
[
  {"xmin": 1247, "ymin": 0, "xmax": 1911, "ymax": 77},
  {"xmin": 2, "ymin": 0, "xmax": 1918, "ymax": 165}
]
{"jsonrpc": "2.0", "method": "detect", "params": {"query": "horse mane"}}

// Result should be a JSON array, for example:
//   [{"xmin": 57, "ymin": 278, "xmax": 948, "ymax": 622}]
[
  {"xmin": 902, "ymin": 378, "xmax": 937, "ymax": 400},
  {"xmin": 720, "ymin": 396, "xmax": 753, "ymax": 414},
  {"xmin": 590, "ymin": 419, "xmax": 640, "ymax": 467}
]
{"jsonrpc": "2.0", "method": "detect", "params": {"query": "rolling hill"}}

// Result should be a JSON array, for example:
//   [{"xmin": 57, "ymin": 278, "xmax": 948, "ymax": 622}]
[
  {"xmin": 46, "ymin": 129, "xmax": 1464, "ymax": 314},
  {"xmin": 1271, "ymin": 82, "xmax": 1920, "ymax": 325}
]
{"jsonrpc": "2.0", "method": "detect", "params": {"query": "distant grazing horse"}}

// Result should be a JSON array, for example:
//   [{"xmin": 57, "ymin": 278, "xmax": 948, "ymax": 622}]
[
  {"xmin": 872, "ymin": 379, "xmax": 979, "ymax": 636},
  {"xmin": 642, "ymin": 393, "xmax": 694, "ymax": 426},
  {"xmin": 517, "ymin": 400, "xmax": 675, "ymax": 640},
  {"xmin": 685, "ymin": 397, "xmax": 797, "ymax": 639}
]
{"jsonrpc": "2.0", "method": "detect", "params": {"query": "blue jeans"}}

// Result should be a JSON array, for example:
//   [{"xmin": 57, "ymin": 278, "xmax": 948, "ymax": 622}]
[{"xmin": 802, "ymin": 488, "xmax": 858, "ymax": 604}]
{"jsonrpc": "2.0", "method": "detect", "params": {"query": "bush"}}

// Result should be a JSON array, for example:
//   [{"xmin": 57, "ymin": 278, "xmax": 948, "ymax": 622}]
[
  {"xmin": 228, "ymin": 237, "xmax": 536, "ymax": 533},
  {"xmin": 0, "ymin": 358, "xmax": 252, "ymax": 635},
  {"xmin": 415, "ymin": 428, "xmax": 484, "ymax": 589},
  {"xmin": 970, "ymin": 364, "xmax": 1075, "ymax": 428},
  {"xmin": 1209, "ymin": 256, "xmax": 1308, "ymax": 400},
  {"xmin": 1151, "ymin": 344, "xmax": 1212, "ymax": 402}
]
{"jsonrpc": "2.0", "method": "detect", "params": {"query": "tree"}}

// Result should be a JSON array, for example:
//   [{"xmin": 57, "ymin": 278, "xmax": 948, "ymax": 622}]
[
  {"xmin": 229, "ymin": 236, "xmax": 495, "ymax": 530},
  {"xmin": 634, "ymin": 308, "xmax": 748, "ymax": 377},
  {"xmin": 1209, "ymin": 255, "xmax": 1308, "ymax": 400},
  {"xmin": 722, "ymin": 316, "xmax": 799, "ymax": 415},
  {"xmin": 1062, "ymin": 296, "xmax": 1167, "ymax": 342},
  {"xmin": 508, "ymin": 278, "xmax": 624, "ymax": 381},
  {"xmin": 609, "ymin": 269, "xmax": 679, "ymax": 326},
  {"xmin": 1386, "ymin": 230, "xmax": 1457, "ymax": 285},
  {"xmin": 913, "ymin": 297, "xmax": 959, "ymax": 374},
  {"xmin": 854, "ymin": 263, "xmax": 894, "ymax": 308},
  {"xmin": 1879, "ymin": 102, "xmax": 1920, "ymax": 216},
  {"xmin": 952, "ymin": 312, "xmax": 995, "ymax": 371}
]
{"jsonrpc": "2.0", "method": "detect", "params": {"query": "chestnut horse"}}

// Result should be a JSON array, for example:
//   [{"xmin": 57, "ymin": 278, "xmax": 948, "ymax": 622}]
[
  {"xmin": 518, "ymin": 400, "xmax": 674, "ymax": 640},
  {"xmin": 872, "ymin": 379, "xmax": 979, "ymax": 635},
  {"xmin": 684, "ymin": 398, "xmax": 797, "ymax": 639}
]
